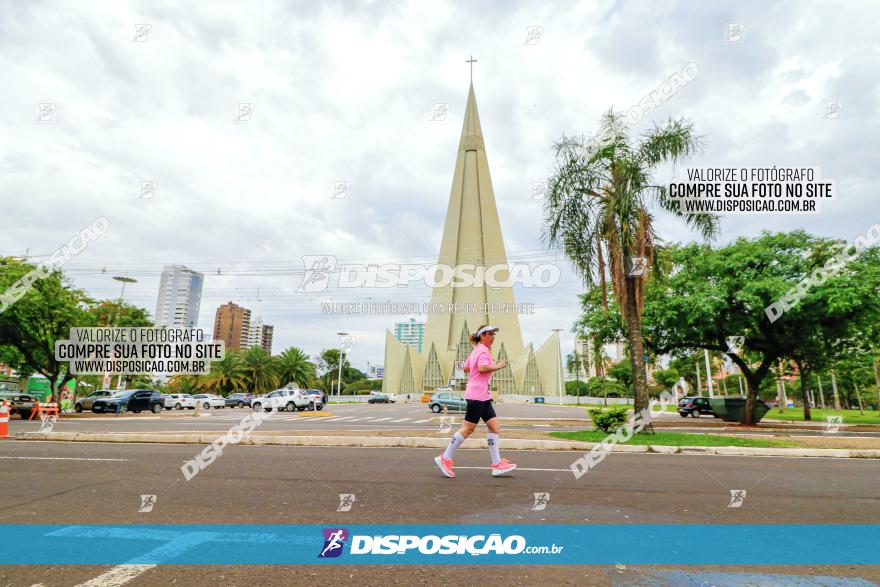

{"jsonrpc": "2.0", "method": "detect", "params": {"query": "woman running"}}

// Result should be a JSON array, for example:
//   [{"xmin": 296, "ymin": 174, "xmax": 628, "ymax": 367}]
[{"xmin": 434, "ymin": 325, "xmax": 517, "ymax": 478}]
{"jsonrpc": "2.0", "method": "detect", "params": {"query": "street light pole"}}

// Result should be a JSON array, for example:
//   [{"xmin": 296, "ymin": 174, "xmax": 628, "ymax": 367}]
[
  {"xmin": 110, "ymin": 277, "xmax": 138, "ymax": 391},
  {"xmin": 336, "ymin": 332, "xmax": 348, "ymax": 397},
  {"xmin": 552, "ymin": 329, "xmax": 564, "ymax": 406}
]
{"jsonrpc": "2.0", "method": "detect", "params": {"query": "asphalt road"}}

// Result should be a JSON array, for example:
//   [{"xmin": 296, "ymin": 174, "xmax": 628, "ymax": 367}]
[
  {"xmin": 9, "ymin": 402, "xmax": 880, "ymax": 439},
  {"xmin": 1, "ymin": 439, "xmax": 878, "ymax": 586}
]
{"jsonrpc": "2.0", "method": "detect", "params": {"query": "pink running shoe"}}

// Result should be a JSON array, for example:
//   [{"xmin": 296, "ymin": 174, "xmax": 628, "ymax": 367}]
[
  {"xmin": 434, "ymin": 454, "xmax": 455, "ymax": 478},
  {"xmin": 490, "ymin": 458, "xmax": 517, "ymax": 477}
]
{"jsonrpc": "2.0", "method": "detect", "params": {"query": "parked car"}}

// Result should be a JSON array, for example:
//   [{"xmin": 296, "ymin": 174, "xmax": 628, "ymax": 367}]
[
  {"xmin": 305, "ymin": 389, "xmax": 327, "ymax": 409},
  {"xmin": 93, "ymin": 390, "xmax": 164, "ymax": 414},
  {"xmin": 74, "ymin": 390, "xmax": 114, "ymax": 413},
  {"xmin": 164, "ymin": 394, "xmax": 196, "ymax": 410},
  {"xmin": 3, "ymin": 394, "xmax": 39, "ymax": 419},
  {"xmin": 428, "ymin": 392, "xmax": 466, "ymax": 413},
  {"xmin": 225, "ymin": 393, "xmax": 254, "ymax": 408},
  {"xmin": 192, "ymin": 394, "xmax": 226, "ymax": 409},
  {"xmin": 251, "ymin": 389, "xmax": 315, "ymax": 412},
  {"xmin": 368, "ymin": 393, "xmax": 394, "ymax": 404},
  {"xmin": 677, "ymin": 396, "xmax": 717, "ymax": 418}
]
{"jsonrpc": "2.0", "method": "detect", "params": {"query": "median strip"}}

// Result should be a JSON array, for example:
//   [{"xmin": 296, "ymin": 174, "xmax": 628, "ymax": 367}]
[{"xmin": 13, "ymin": 431, "xmax": 880, "ymax": 459}]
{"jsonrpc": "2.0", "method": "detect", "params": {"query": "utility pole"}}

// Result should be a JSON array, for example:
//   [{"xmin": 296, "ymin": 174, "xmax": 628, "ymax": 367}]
[
  {"xmin": 704, "ymin": 349, "xmax": 714, "ymax": 398},
  {"xmin": 831, "ymin": 370, "xmax": 841, "ymax": 410}
]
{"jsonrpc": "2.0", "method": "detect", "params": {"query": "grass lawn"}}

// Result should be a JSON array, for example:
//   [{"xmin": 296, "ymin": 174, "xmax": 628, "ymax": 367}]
[
  {"xmin": 549, "ymin": 430, "xmax": 798, "ymax": 448},
  {"xmin": 765, "ymin": 408, "xmax": 880, "ymax": 425}
]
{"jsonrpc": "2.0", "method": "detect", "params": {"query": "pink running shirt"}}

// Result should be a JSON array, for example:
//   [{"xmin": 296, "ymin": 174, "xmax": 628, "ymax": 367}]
[{"xmin": 464, "ymin": 343, "xmax": 494, "ymax": 401}]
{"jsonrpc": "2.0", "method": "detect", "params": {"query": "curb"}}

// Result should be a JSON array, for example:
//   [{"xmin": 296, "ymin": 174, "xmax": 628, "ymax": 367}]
[{"xmin": 12, "ymin": 432, "xmax": 880, "ymax": 459}]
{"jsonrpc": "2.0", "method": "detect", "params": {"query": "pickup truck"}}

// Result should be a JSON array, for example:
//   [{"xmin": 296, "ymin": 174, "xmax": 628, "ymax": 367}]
[{"xmin": 251, "ymin": 389, "xmax": 315, "ymax": 412}]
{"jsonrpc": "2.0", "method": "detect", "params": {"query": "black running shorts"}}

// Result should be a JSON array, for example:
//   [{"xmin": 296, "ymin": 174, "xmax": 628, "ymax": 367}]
[{"xmin": 464, "ymin": 399, "xmax": 497, "ymax": 424}]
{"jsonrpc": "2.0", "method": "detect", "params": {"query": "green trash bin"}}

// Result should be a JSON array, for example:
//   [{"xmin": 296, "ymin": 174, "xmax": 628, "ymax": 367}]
[{"xmin": 709, "ymin": 397, "xmax": 770, "ymax": 423}]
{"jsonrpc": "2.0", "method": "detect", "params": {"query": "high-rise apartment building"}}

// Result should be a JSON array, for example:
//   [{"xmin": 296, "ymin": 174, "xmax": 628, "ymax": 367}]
[
  {"xmin": 154, "ymin": 265, "xmax": 204, "ymax": 328},
  {"xmin": 247, "ymin": 317, "xmax": 274, "ymax": 354},
  {"xmin": 213, "ymin": 302, "xmax": 251, "ymax": 350},
  {"xmin": 393, "ymin": 318, "xmax": 424, "ymax": 353}
]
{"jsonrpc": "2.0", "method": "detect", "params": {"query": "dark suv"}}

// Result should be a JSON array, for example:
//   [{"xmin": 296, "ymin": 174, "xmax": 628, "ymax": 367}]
[
  {"xmin": 92, "ymin": 390, "xmax": 164, "ymax": 414},
  {"xmin": 225, "ymin": 393, "xmax": 254, "ymax": 408},
  {"xmin": 678, "ymin": 396, "xmax": 716, "ymax": 418}
]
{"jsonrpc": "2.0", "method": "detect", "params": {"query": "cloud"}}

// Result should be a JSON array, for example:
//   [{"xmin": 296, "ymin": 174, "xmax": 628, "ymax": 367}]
[{"xmin": 0, "ymin": 0, "xmax": 876, "ymax": 371}]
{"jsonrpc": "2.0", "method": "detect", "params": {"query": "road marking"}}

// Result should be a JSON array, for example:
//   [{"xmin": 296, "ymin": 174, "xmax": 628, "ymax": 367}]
[
  {"xmin": 0, "ymin": 456, "xmax": 130, "ymax": 462},
  {"xmin": 75, "ymin": 564, "xmax": 156, "ymax": 587},
  {"xmin": 332, "ymin": 416, "xmax": 356, "ymax": 421},
  {"xmin": 371, "ymin": 418, "xmax": 393, "ymax": 422},
  {"xmin": 390, "ymin": 418, "xmax": 412, "ymax": 423},
  {"xmin": 414, "ymin": 419, "xmax": 431, "ymax": 423},
  {"xmin": 454, "ymin": 465, "xmax": 571, "ymax": 472}
]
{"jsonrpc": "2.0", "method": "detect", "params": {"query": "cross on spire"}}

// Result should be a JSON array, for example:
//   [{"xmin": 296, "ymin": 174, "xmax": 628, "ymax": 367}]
[{"xmin": 466, "ymin": 55, "xmax": 477, "ymax": 83}]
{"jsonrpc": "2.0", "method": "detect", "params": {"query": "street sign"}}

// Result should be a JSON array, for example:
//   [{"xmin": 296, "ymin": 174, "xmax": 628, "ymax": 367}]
[{"xmin": 454, "ymin": 361, "xmax": 465, "ymax": 379}]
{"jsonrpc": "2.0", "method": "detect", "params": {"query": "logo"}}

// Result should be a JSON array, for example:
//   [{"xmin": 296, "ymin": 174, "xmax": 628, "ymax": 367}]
[
  {"xmin": 438, "ymin": 414, "xmax": 454, "ymax": 434},
  {"xmin": 36, "ymin": 102, "xmax": 56, "ymax": 123},
  {"xmin": 297, "ymin": 255, "xmax": 337, "ymax": 293},
  {"xmin": 38, "ymin": 414, "xmax": 57, "ymax": 433},
  {"xmin": 725, "ymin": 336, "xmax": 744, "ymax": 354},
  {"xmin": 234, "ymin": 102, "xmax": 256, "ymax": 122},
  {"xmin": 531, "ymin": 492, "xmax": 550, "ymax": 511},
  {"xmin": 132, "ymin": 24, "xmax": 152, "ymax": 42},
  {"xmin": 530, "ymin": 181, "xmax": 548, "ymax": 200},
  {"xmin": 728, "ymin": 489, "xmax": 747, "ymax": 508},
  {"xmin": 337, "ymin": 494, "xmax": 356, "ymax": 512},
  {"xmin": 139, "ymin": 181, "xmax": 158, "ymax": 200},
  {"xmin": 331, "ymin": 180, "xmax": 351, "ymax": 199},
  {"xmin": 428, "ymin": 103, "xmax": 450, "ymax": 122},
  {"xmin": 823, "ymin": 100, "xmax": 842, "ymax": 119},
  {"xmin": 138, "ymin": 494, "xmax": 157, "ymax": 512},
  {"xmin": 524, "ymin": 26, "xmax": 543, "ymax": 45},
  {"xmin": 319, "ymin": 528, "xmax": 348, "ymax": 558},
  {"xmin": 824, "ymin": 415, "xmax": 843, "ymax": 434},
  {"xmin": 628, "ymin": 257, "xmax": 648, "ymax": 277},
  {"xmin": 726, "ymin": 23, "xmax": 744, "ymax": 42}
]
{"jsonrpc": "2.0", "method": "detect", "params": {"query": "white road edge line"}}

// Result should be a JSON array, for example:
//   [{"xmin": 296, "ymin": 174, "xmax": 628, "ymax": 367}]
[
  {"xmin": 75, "ymin": 564, "xmax": 156, "ymax": 587},
  {"xmin": 0, "ymin": 456, "xmax": 130, "ymax": 461}
]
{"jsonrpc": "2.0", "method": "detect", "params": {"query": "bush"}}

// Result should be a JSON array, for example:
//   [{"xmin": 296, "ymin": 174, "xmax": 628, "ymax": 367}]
[
  {"xmin": 589, "ymin": 406, "xmax": 629, "ymax": 433},
  {"xmin": 565, "ymin": 380, "xmax": 590, "ymax": 396}
]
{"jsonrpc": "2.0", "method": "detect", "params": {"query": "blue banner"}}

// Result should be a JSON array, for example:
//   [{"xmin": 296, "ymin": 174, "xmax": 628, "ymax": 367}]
[{"xmin": 0, "ymin": 525, "xmax": 877, "ymax": 565}]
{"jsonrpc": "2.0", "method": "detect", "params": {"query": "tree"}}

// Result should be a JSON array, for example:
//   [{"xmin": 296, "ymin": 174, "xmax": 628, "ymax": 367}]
[
  {"xmin": 641, "ymin": 233, "xmax": 880, "ymax": 423},
  {"xmin": 316, "ymin": 349, "xmax": 352, "ymax": 392},
  {"xmin": 0, "ymin": 258, "xmax": 92, "ymax": 401},
  {"xmin": 241, "ymin": 346, "xmax": 279, "ymax": 395},
  {"xmin": 652, "ymin": 367, "xmax": 680, "ymax": 390},
  {"xmin": 544, "ymin": 111, "xmax": 718, "ymax": 417},
  {"xmin": 609, "ymin": 359, "xmax": 633, "ymax": 392},
  {"xmin": 274, "ymin": 347, "xmax": 317, "ymax": 389},
  {"xmin": 200, "ymin": 352, "xmax": 246, "ymax": 396},
  {"xmin": 88, "ymin": 299, "xmax": 153, "ymax": 328}
]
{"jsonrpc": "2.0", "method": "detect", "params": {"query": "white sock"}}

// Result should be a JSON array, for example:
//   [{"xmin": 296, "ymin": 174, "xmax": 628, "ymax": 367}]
[
  {"xmin": 487, "ymin": 433, "xmax": 501, "ymax": 465},
  {"xmin": 443, "ymin": 432, "xmax": 466, "ymax": 460}
]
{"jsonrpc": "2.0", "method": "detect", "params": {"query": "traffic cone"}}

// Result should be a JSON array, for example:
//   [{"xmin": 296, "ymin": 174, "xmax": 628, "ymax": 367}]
[{"xmin": 0, "ymin": 401, "xmax": 9, "ymax": 438}]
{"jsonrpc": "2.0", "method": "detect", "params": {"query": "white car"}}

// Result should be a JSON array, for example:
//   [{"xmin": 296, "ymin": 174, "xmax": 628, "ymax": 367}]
[
  {"xmin": 192, "ymin": 394, "xmax": 226, "ymax": 409},
  {"xmin": 164, "ymin": 393, "xmax": 196, "ymax": 410},
  {"xmin": 251, "ymin": 389, "xmax": 315, "ymax": 412}
]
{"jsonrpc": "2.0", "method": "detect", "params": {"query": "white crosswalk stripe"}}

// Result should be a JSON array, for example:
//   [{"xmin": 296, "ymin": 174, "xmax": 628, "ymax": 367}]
[{"xmin": 390, "ymin": 418, "xmax": 412, "ymax": 422}]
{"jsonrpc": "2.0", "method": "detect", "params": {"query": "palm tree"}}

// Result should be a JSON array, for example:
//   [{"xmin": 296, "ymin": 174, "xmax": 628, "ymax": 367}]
[
  {"xmin": 274, "ymin": 347, "xmax": 317, "ymax": 389},
  {"xmin": 241, "ymin": 346, "xmax": 279, "ymax": 395},
  {"xmin": 544, "ymin": 111, "xmax": 719, "ymax": 417},
  {"xmin": 201, "ymin": 352, "xmax": 246, "ymax": 396}
]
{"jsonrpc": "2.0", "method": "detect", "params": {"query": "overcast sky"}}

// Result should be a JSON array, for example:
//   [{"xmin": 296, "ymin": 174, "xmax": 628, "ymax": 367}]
[{"xmin": 2, "ymin": 0, "xmax": 878, "ymax": 371}]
